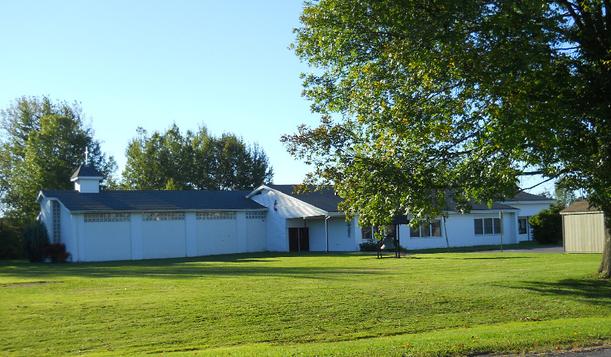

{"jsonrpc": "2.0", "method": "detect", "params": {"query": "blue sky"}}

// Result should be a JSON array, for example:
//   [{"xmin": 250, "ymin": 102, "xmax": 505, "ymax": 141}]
[
  {"xmin": 0, "ymin": 1, "xmax": 552, "ymax": 193},
  {"xmin": 0, "ymin": 1, "xmax": 316, "ymax": 184}
]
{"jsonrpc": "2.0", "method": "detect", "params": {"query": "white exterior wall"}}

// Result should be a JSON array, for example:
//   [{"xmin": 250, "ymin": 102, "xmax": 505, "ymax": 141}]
[
  {"xmin": 250, "ymin": 187, "xmax": 326, "ymax": 252},
  {"xmin": 79, "ymin": 218, "xmax": 131, "ymax": 262},
  {"xmin": 55, "ymin": 209, "xmax": 266, "ymax": 262},
  {"xmin": 307, "ymin": 220, "xmax": 326, "ymax": 251},
  {"xmin": 195, "ymin": 215, "xmax": 239, "ymax": 255},
  {"xmin": 398, "ymin": 211, "xmax": 518, "ymax": 250},
  {"xmin": 73, "ymin": 178, "xmax": 100, "ymax": 193},
  {"xmin": 141, "ymin": 219, "xmax": 187, "ymax": 259},
  {"xmin": 502, "ymin": 201, "xmax": 553, "ymax": 242},
  {"xmin": 297, "ymin": 216, "xmax": 360, "ymax": 252},
  {"xmin": 326, "ymin": 217, "xmax": 359, "ymax": 251},
  {"xmin": 246, "ymin": 215, "xmax": 266, "ymax": 252},
  {"xmin": 59, "ymin": 204, "xmax": 76, "ymax": 260},
  {"xmin": 38, "ymin": 197, "xmax": 54, "ymax": 239}
]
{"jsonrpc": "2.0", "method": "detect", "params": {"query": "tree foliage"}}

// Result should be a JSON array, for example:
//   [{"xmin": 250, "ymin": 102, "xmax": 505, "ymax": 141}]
[
  {"xmin": 0, "ymin": 96, "xmax": 116, "ymax": 223},
  {"xmin": 122, "ymin": 125, "xmax": 273, "ymax": 190},
  {"xmin": 284, "ymin": 0, "xmax": 610, "ymax": 276},
  {"xmin": 529, "ymin": 203, "xmax": 564, "ymax": 244}
]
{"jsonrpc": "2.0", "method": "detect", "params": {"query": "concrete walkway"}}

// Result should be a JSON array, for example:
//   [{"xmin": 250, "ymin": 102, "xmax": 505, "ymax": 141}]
[
  {"xmin": 490, "ymin": 347, "xmax": 611, "ymax": 356},
  {"xmin": 484, "ymin": 246, "xmax": 564, "ymax": 254}
]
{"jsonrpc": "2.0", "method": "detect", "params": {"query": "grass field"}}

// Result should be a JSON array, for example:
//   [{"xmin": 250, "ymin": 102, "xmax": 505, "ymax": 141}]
[{"xmin": 1, "ymin": 252, "xmax": 610, "ymax": 356}]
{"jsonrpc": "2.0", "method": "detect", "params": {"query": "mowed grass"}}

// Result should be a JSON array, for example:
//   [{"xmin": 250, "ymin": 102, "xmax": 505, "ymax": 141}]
[{"xmin": 0, "ymin": 252, "xmax": 610, "ymax": 356}]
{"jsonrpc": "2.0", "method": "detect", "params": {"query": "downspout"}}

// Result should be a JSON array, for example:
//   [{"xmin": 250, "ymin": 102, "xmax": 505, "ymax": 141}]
[
  {"xmin": 325, "ymin": 215, "xmax": 330, "ymax": 253},
  {"xmin": 442, "ymin": 215, "xmax": 450, "ymax": 250}
]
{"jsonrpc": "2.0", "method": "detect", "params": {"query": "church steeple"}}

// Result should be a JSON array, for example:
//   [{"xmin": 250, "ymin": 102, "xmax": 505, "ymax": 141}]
[{"xmin": 70, "ymin": 165, "xmax": 103, "ymax": 193}]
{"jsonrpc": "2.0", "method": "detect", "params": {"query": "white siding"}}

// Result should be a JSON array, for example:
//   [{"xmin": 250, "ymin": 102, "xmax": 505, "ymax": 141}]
[
  {"xmin": 59, "ymin": 203, "xmax": 76, "ymax": 261},
  {"xmin": 80, "ymin": 219, "xmax": 131, "ymax": 262},
  {"xmin": 502, "ymin": 201, "xmax": 553, "ymax": 242},
  {"xmin": 246, "ymin": 215, "xmax": 267, "ymax": 252},
  {"xmin": 141, "ymin": 217, "xmax": 187, "ymax": 259},
  {"xmin": 327, "ymin": 217, "xmax": 358, "ymax": 251},
  {"xmin": 195, "ymin": 214, "xmax": 239, "ymax": 255},
  {"xmin": 399, "ymin": 212, "xmax": 517, "ymax": 250},
  {"xmin": 308, "ymin": 220, "xmax": 326, "ymax": 251}
]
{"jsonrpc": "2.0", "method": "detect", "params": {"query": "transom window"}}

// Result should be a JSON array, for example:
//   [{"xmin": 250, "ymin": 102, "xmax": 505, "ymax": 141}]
[
  {"xmin": 85, "ymin": 213, "xmax": 131, "ymax": 223},
  {"xmin": 197, "ymin": 211, "xmax": 236, "ymax": 220},
  {"xmin": 143, "ymin": 212, "xmax": 185, "ymax": 221},
  {"xmin": 246, "ymin": 211, "xmax": 266, "ymax": 220},
  {"xmin": 474, "ymin": 218, "xmax": 501, "ymax": 235},
  {"xmin": 410, "ymin": 220, "xmax": 442, "ymax": 238}
]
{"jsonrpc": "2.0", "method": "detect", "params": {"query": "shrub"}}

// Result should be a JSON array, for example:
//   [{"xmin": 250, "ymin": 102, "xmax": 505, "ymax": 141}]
[
  {"xmin": 0, "ymin": 219, "xmax": 24, "ymax": 259},
  {"xmin": 23, "ymin": 221, "xmax": 49, "ymax": 262},
  {"xmin": 529, "ymin": 203, "xmax": 564, "ymax": 244},
  {"xmin": 46, "ymin": 243, "xmax": 70, "ymax": 263},
  {"xmin": 359, "ymin": 241, "xmax": 379, "ymax": 251}
]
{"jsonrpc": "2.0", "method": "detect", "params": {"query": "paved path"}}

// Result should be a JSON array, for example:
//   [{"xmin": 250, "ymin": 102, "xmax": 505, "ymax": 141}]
[
  {"xmin": 492, "ymin": 347, "xmax": 611, "ymax": 356},
  {"xmin": 483, "ymin": 246, "xmax": 564, "ymax": 254}
]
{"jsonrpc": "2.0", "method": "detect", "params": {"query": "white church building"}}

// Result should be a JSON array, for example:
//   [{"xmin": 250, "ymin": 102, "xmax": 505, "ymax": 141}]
[{"xmin": 37, "ymin": 165, "xmax": 554, "ymax": 262}]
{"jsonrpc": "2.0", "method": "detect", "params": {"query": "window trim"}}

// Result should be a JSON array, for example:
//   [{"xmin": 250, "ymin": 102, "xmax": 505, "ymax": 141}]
[
  {"xmin": 410, "ymin": 220, "xmax": 442, "ymax": 238},
  {"xmin": 473, "ymin": 217, "xmax": 502, "ymax": 236}
]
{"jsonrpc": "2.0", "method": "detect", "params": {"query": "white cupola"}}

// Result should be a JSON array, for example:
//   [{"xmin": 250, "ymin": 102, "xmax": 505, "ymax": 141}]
[{"xmin": 70, "ymin": 165, "xmax": 104, "ymax": 193}]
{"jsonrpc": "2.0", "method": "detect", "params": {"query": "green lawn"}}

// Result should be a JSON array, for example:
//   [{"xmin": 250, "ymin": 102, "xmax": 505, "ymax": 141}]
[{"xmin": 0, "ymin": 252, "xmax": 609, "ymax": 356}]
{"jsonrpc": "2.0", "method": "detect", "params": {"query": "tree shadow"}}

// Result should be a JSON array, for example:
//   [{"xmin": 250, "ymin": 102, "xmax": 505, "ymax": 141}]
[
  {"xmin": 503, "ymin": 279, "xmax": 611, "ymax": 305},
  {"xmin": 0, "ymin": 253, "xmax": 385, "ymax": 281},
  {"xmin": 407, "ymin": 255, "xmax": 533, "ymax": 260}
]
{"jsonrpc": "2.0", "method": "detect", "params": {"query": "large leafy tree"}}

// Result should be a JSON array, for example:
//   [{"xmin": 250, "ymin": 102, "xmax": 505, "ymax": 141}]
[
  {"xmin": 122, "ymin": 125, "xmax": 273, "ymax": 190},
  {"xmin": 283, "ymin": 1, "xmax": 610, "ymax": 277},
  {"xmin": 0, "ymin": 96, "xmax": 116, "ymax": 223}
]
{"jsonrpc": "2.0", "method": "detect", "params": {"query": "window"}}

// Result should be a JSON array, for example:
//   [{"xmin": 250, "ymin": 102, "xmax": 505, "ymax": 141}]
[
  {"xmin": 474, "ymin": 219, "xmax": 483, "ymax": 235},
  {"xmin": 361, "ymin": 226, "xmax": 375, "ymax": 241},
  {"xmin": 347, "ymin": 222, "xmax": 351, "ymax": 237},
  {"xmin": 143, "ymin": 212, "xmax": 185, "ymax": 221},
  {"xmin": 246, "ymin": 211, "xmax": 266, "ymax": 220},
  {"xmin": 410, "ymin": 220, "xmax": 442, "ymax": 238},
  {"xmin": 197, "ymin": 211, "xmax": 236, "ymax": 220},
  {"xmin": 431, "ymin": 220, "xmax": 442, "ymax": 236},
  {"xmin": 84, "ymin": 213, "xmax": 130, "ymax": 223},
  {"xmin": 474, "ymin": 218, "xmax": 502, "ymax": 235},
  {"xmin": 518, "ymin": 217, "xmax": 528, "ymax": 234},
  {"xmin": 52, "ymin": 201, "xmax": 60, "ymax": 243}
]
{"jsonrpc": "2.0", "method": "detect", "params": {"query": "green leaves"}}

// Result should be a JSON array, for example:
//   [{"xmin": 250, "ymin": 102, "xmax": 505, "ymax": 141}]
[
  {"xmin": 121, "ymin": 125, "xmax": 273, "ymax": 191},
  {"xmin": 0, "ymin": 96, "xmax": 116, "ymax": 223},
  {"xmin": 286, "ymin": 0, "xmax": 610, "ymax": 232}
]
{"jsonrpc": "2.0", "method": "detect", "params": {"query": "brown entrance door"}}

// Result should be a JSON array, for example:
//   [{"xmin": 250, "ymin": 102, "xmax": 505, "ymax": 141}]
[{"xmin": 288, "ymin": 227, "xmax": 309, "ymax": 252}]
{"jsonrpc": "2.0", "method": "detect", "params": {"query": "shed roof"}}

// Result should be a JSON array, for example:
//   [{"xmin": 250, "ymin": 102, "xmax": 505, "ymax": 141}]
[
  {"xmin": 561, "ymin": 200, "xmax": 602, "ymax": 213},
  {"xmin": 41, "ymin": 190, "xmax": 264, "ymax": 212}
]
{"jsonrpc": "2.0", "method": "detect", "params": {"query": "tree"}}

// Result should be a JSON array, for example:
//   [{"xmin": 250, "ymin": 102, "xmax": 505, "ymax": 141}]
[
  {"xmin": 284, "ymin": 1, "xmax": 610, "ymax": 277},
  {"xmin": 0, "ymin": 96, "xmax": 116, "ymax": 223},
  {"xmin": 530, "ymin": 203, "xmax": 564, "ymax": 244},
  {"xmin": 122, "ymin": 125, "xmax": 273, "ymax": 190}
]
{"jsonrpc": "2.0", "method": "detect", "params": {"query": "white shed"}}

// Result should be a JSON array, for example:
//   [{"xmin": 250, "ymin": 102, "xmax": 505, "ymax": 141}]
[{"xmin": 561, "ymin": 200, "xmax": 607, "ymax": 253}]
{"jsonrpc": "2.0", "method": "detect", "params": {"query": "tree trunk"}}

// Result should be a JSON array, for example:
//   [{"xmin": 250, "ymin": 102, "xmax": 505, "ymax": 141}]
[{"xmin": 598, "ymin": 215, "xmax": 611, "ymax": 279}]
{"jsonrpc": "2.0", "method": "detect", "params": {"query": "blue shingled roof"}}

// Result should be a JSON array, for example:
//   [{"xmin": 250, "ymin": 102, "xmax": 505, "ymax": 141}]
[
  {"xmin": 41, "ymin": 190, "xmax": 265, "ymax": 212},
  {"xmin": 268, "ymin": 185, "xmax": 551, "ymax": 212}
]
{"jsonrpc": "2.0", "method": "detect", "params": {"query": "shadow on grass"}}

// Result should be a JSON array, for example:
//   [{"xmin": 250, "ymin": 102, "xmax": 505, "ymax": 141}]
[
  {"xmin": 408, "ymin": 255, "xmax": 534, "ymax": 260},
  {"xmin": 505, "ymin": 279, "xmax": 611, "ymax": 305},
  {"xmin": 0, "ymin": 252, "xmax": 385, "ymax": 281}
]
